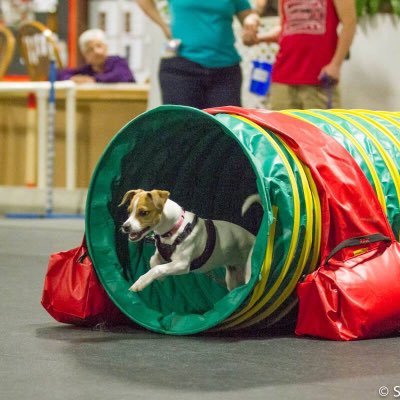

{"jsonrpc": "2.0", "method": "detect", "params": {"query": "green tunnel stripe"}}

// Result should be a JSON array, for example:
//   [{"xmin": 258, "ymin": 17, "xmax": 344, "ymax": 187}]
[
  {"xmin": 351, "ymin": 110, "xmax": 400, "ymax": 149},
  {"xmin": 258, "ymin": 164, "xmax": 323, "ymax": 329},
  {"xmin": 215, "ymin": 115, "xmax": 301, "ymax": 302},
  {"xmin": 327, "ymin": 111, "xmax": 400, "ymax": 227},
  {"xmin": 234, "ymin": 132, "xmax": 316, "ymax": 330},
  {"xmin": 215, "ymin": 115, "xmax": 314, "ymax": 330},
  {"xmin": 320, "ymin": 110, "xmax": 400, "ymax": 200},
  {"xmin": 285, "ymin": 110, "xmax": 387, "ymax": 213},
  {"xmin": 337, "ymin": 111, "xmax": 400, "ymax": 166},
  {"xmin": 219, "ymin": 206, "xmax": 278, "ymax": 328}
]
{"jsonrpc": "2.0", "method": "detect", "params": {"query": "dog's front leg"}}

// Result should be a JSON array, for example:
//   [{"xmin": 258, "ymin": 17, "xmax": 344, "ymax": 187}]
[
  {"xmin": 129, "ymin": 260, "xmax": 190, "ymax": 292},
  {"xmin": 148, "ymin": 252, "xmax": 167, "ymax": 283},
  {"xmin": 149, "ymin": 251, "xmax": 164, "ymax": 268}
]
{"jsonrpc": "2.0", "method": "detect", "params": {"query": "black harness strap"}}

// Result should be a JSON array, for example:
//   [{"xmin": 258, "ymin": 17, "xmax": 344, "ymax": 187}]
[
  {"xmin": 190, "ymin": 219, "xmax": 216, "ymax": 271},
  {"xmin": 155, "ymin": 215, "xmax": 199, "ymax": 262},
  {"xmin": 154, "ymin": 216, "xmax": 217, "ymax": 270}
]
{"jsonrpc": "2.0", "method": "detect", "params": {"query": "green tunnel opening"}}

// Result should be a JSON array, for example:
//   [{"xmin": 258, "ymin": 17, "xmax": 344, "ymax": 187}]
[{"xmin": 85, "ymin": 106, "xmax": 272, "ymax": 334}]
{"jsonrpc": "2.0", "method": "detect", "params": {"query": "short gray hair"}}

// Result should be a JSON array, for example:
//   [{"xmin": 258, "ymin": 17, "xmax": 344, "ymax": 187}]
[{"xmin": 79, "ymin": 29, "xmax": 107, "ymax": 52}]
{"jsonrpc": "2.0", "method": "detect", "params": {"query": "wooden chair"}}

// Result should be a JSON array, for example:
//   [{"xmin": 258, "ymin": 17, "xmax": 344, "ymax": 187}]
[
  {"xmin": 18, "ymin": 21, "xmax": 63, "ymax": 81},
  {"xmin": 0, "ymin": 24, "xmax": 16, "ymax": 80}
]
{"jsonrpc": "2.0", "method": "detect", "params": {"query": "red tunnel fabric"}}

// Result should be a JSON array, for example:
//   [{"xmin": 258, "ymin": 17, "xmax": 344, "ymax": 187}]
[
  {"xmin": 206, "ymin": 106, "xmax": 395, "ymax": 259},
  {"xmin": 206, "ymin": 107, "xmax": 400, "ymax": 340}
]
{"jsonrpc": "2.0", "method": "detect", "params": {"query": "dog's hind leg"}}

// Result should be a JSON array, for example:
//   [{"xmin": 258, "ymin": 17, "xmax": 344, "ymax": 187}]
[
  {"xmin": 244, "ymin": 246, "xmax": 254, "ymax": 285},
  {"xmin": 225, "ymin": 265, "xmax": 246, "ymax": 291}
]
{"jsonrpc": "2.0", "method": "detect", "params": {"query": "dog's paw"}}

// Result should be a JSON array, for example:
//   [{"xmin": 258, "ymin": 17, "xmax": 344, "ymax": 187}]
[
  {"xmin": 129, "ymin": 274, "xmax": 152, "ymax": 292},
  {"xmin": 129, "ymin": 280, "xmax": 147, "ymax": 292},
  {"xmin": 128, "ymin": 283, "xmax": 140, "ymax": 292}
]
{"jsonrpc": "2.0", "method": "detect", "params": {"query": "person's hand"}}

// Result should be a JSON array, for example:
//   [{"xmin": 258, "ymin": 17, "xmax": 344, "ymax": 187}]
[
  {"xmin": 71, "ymin": 75, "xmax": 96, "ymax": 84},
  {"xmin": 242, "ymin": 29, "xmax": 259, "ymax": 46},
  {"xmin": 257, "ymin": 25, "xmax": 281, "ymax": 44},
  {"xmin": 242, "ymin": 13, "xmax": 260, "ymax": 46},
  {"xmin": 318, "ymin": 63, "xmax": 340, "ymax": 84},
  {"xmin": 243, "ymin": 13, "xmax": 260, "ymax": 30}
]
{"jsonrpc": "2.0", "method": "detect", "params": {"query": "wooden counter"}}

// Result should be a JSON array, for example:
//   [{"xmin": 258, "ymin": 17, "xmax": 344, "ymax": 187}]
[{"xmin": 0, "ymin": 83, "xmax": 149, "ymax": 187}]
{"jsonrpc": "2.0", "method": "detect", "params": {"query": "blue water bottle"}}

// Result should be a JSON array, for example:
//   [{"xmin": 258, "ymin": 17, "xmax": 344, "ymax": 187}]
[{"xmin": 249, "ymin": 59, "xmax": 273, "ymax": 96}]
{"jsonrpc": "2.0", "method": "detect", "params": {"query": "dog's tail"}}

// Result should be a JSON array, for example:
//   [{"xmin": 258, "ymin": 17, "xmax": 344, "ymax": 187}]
[{"xmin": 241, "ymin": 194, "xmax": 262, "ymax": 216}]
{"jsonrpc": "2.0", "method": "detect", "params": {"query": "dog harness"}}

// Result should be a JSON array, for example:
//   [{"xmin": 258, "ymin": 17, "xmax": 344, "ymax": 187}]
[{"xmin": 154, "ymin": 216, "xmax": 217, "ymax": 271}]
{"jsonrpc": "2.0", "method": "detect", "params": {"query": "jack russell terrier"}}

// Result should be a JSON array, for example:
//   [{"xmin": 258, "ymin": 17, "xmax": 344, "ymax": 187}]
[{"xmin": 119, "ymin": 189, "xmax": 256, "ymax": 292}]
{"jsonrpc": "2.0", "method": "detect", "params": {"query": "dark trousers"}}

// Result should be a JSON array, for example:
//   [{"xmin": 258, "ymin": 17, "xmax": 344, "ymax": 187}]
[{"xmin": 159, "ymin": 56, "xmax": 242, "ymax": 109}]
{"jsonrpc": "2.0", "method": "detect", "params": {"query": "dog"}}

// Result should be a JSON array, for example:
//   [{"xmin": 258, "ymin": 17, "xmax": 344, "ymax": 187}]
[{"xmin": 119, "ymin": 189, "xmax": 256, "ymax": 292}]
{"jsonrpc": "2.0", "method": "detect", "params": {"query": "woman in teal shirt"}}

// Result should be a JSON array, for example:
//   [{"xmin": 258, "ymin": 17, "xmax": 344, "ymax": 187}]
[{"xmin": 137, "ymin": 0, "xmax": 259, "ymax": 108}]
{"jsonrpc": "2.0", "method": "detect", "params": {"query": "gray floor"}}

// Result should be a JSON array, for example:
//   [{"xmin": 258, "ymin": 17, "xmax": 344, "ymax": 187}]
[{"xmin": 0, "ymin": 218, "xmax": 399, "ymax": 400}]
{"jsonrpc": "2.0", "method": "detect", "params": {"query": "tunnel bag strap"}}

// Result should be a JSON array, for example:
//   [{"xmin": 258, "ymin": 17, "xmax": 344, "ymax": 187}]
[
  {"xmin": 324, "ymin": 233, "xmax": 392, "ymax": 265},
  {"xmin": 190, "ymin": 219, "xmax": 217, "ymax": 271}
]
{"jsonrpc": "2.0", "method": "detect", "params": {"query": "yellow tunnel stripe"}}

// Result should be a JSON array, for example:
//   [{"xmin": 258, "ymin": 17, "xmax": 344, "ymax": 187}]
[
  {"xmin": 329, "ymin": 110, "xmax": 400, "ymax": 206},
  {"xmin": 284, "ymin": 110, "xmax": 387, "ymax": 213},
  {"xmin": 233, "ymin": 135, "xmax": 316, "ymax": 329},
  {"xmin": 218, "ymin": 115, "xmax": 306, "ymax": 330},
  {"xmin": 219, "ymin": 114, "xmax": 312, "ymax": 328}
]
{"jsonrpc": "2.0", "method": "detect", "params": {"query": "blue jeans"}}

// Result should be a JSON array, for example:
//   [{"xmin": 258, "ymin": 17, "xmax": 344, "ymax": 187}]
[{"xmin": 159, "ymin": 57, "xmax": 242, "ymax": 109}]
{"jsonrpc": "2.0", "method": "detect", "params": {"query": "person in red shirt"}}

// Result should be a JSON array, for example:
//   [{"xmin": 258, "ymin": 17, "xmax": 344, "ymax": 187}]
[{"xmin": 256, "ymin": 0, "xmax": 356, "ymax": 109}]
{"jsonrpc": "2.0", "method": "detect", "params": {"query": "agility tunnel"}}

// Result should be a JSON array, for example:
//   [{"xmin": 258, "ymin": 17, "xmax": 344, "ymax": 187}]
[{"xmin": 85, "ymin": 105, "xmax": 400, "ymax": 335}]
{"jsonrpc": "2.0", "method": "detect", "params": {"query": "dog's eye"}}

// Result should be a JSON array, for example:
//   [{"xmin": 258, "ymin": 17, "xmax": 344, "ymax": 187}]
[{"xmin": 138, "ymin": 210, "xmax": 149, "ymax": 217}]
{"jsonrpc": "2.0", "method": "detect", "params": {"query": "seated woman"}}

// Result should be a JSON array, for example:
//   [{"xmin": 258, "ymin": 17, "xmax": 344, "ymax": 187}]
[{"xmin": 57, "ymin": 29, "xmax": 135, "ymax": 83}]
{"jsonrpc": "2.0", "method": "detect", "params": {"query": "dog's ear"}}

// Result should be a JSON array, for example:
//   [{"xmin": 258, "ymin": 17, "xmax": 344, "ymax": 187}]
[
  {"xmin": 148, "ymin": 190, "xmax": 170, "ymax": 210},
  {"xmin": 119, "ymin": 189, "xmax": 143, "ymax": 207}
]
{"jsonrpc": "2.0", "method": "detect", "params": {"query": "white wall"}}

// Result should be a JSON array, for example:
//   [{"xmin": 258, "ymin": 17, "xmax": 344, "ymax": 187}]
[
  {"xmin": 145, "ymin": 16, "xmax": 164, "ymax": 109},
  {"xmin": 341, "ymin": 14, "xmax": 400, "ymax": 111}
]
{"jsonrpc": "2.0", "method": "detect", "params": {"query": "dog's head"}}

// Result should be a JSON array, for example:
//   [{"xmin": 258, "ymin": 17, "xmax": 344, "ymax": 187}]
[{"xmin": 119, "ymin": 189, "xmax": 170, "ymax": 242}]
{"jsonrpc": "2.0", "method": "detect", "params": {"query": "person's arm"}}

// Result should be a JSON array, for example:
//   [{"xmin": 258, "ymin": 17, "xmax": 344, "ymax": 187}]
[
  {"xmin": 95, "ymin": 57, "xmax": 135, "ymax": 83},
  {"xmin": 237, "ymin": 9, "xmax": 260, "ymax": 46},
  {"xmin": 57, "ymin": 65, "xmax": 90, "ymax": 81},
  {"xmin": 257, "ymin": 25, "xmax": 281, "ymax": 44},
  {"xmin": 136, "ymin": 0, "xmax": 171, "ymax": 39},
  {"xmin": 254, "ymin": 0, "xmax": 268, "ymax": 15},
  {"xmin": 257, "ymin": 0, "xmax": 282, "ymax": 44},
  {"xmin": 319, "ymin": 0, "xmax": 357, "ymax": 82}
]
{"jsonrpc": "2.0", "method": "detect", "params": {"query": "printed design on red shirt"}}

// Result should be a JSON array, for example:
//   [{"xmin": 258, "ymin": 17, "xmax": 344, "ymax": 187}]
[{"xmin": 282, "ymin": 0, "xmax": 327, "ymax": 36}]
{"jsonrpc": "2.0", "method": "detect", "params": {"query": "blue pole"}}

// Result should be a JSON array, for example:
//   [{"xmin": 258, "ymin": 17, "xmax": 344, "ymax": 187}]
[{"xmin": 45, "ymin": 58, "xmax": 57, "ymax": 215}]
